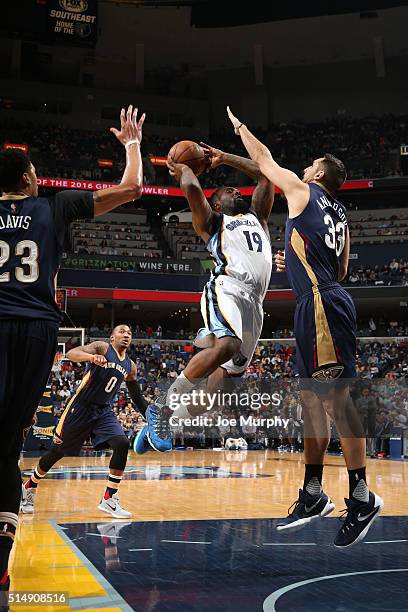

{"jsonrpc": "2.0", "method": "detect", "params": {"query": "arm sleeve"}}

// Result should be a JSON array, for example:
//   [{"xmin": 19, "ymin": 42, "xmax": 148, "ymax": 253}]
[
  {"xmin": 49, "ymin": 190, "xmax": 94, "ymax": 249},
  {"xmin": 126, "ymin": 380, "xmax": 148, "ymax": 418}
]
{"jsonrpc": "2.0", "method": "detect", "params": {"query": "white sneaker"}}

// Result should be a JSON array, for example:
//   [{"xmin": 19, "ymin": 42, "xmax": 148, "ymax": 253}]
[
  {"xmin": 20, "ymin": 484, "xmax": 36, "ymax": 514},
  {"xmin": 97, "ymin": 521, "xmax": 132, "ymax": 540},
  {"xmin": 98, "ymin": 492, "xmax": 132, "ymax": 519}
]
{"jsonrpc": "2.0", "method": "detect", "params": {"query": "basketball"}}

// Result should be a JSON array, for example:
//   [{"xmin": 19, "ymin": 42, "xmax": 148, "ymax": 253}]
[{"xmin": 167, "ymin": 140, "xmax": 209, "ymax": 175}]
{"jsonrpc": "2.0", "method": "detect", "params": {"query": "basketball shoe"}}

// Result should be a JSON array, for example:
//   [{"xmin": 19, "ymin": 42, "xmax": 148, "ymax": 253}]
[
  {"xmin": 98, "ymin": 492, "xmax": 132, "ymax": 519},
  {"xmin": 276, "ymin": 488, "xmax": 335, "ymax": 531},
  {"xmin": 20, "ymin": 484, "xmax": 36, "ymax": 514},
  {"xmin": 146, "ymin": 404, "xmax": 172, "ymax": 452},
  {"xmin": 133, "ymin": 426, "xmax": 151, "ymax": 454},
  {"xmin": 334, "ymin": 491, "xmax": 384, "ymax": 547}
]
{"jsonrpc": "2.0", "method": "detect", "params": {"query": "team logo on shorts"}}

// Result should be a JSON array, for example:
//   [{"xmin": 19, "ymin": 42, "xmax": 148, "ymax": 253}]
[{"xmin": 312, "ymin": 364, "xmax": 344, "ymax": 383}]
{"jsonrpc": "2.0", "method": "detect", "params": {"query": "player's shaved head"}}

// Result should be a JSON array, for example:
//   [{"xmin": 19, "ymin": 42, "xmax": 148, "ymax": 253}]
[{"xmin": 209, "ymin": 186, "xmax": 250, "ymax": 215}]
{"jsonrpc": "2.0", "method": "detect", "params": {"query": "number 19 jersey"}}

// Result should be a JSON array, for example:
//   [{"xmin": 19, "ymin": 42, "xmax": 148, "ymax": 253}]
[
  {"xmin": 285, "ymin": 183, "xmax": 348, "ymax": 298},
  {"xmin": 207, "ymin": 211, "xmax": 272, "ymax": 300}
]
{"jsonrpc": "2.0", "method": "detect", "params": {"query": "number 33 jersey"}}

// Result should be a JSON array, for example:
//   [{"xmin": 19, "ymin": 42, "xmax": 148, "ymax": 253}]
[
  {"xmin": 285, "ymin": 183, "xmax": 348, "ymax": 298},
  {"xmin": 206, "ymin": 211, "xmax": 272, "ymax": 300}
]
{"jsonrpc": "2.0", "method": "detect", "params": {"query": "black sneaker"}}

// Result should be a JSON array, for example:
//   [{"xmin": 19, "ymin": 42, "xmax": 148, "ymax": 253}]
[
  {"xmin": 276, "ymin": 488, "xmax": 335, "ymax": 531},
  {"xmin": 334, "ymin": 491, "xmax": 384, "ymax": 548}
]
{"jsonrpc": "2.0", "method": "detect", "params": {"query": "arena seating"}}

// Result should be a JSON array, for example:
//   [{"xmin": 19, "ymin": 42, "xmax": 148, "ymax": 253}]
[
  {"xmin": 1, "ymin": 113, "xmax": 407, "ymax": 183},
  {"xmin": 71, "ymin": 211, "xmax": 163, "ymax": 258}
]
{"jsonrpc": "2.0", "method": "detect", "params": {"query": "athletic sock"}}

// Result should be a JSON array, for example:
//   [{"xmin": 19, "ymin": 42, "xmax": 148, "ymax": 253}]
[
  {"xmin": 348, "ymin": 467, "xmax": 369, "ymax": 502},
  {"xmin": 25, "ymin": 468, "xmax": 45, "ymax": 490},
  {"xmin": 165, "ymin": 372, "xmax": 195, "ymax": 412},
  {"xmin": 303, "ymin": 464, "xmax": 324, "ymax": 496},
  {"xmin": 104, "ymin": 473, "xmax": 122, "ymax": 499}
]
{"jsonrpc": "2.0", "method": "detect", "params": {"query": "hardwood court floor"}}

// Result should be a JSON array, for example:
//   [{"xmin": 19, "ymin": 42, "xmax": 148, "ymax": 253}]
[{"xmin": 11, "ymin": 450, "xmax": 408, "ymax": 611}]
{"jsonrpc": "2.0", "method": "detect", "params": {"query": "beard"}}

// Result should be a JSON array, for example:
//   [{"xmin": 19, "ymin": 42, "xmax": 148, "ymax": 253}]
[{"xmin": 230, "ymin": 197, "xmax": 250, "ymax": 215}]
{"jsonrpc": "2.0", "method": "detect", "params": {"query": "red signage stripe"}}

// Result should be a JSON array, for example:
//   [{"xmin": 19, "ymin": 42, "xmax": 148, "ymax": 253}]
[
  {"xmin": 38, "ymin": 177, "xmax": 373, "ymax": 197},
  {"xmin": 112, "ymin": 289, "xmax": 202, "ymax": 302},
  {"xmin": 63, "ymin": 287, "xmax": 295, "ymax": 302}
]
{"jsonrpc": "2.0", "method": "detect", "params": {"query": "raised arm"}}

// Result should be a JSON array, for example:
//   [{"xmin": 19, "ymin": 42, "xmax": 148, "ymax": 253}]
[
  {"xmin": 167, "ymin": 159, "xmax": 220, "ymax": 242},
  {"xmin": 66, "ymin": 340, "xmax": 109, "ymax": 366},
  {"xmin": 200, "ymin": 142, "xmax": 275, "ymax": 228},
  {"xmin": 92, "ymin": 105, "xmax": 145, "ymax": 216},
  {"xmin": 250, "ymin": 176, "xmax": 275, "ymax": 229},
  {"xmin": 226, "ymin": 107, "xmax": 309, "ymax": 216}
]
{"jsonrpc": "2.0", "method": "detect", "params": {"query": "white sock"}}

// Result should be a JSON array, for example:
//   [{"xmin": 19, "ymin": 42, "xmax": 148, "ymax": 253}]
[
  {"xmin": 166, "ymin": 372, "xmax": 195, "ymax": 412},
  {"xmin": 172, "ymin": 403, "xmax": 193, "ymax": 419}
]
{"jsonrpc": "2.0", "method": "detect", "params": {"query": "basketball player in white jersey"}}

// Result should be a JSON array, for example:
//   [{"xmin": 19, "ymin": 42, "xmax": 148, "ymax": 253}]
[{"xmin": 136, "ymin": 144, "xmax": 274, "ymax": 453}]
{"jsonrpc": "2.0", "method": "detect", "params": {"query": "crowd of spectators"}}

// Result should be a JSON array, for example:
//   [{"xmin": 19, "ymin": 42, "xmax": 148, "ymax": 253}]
[
  {"xmin": 345, "ymin": 259, "xmax": 408, "ymax": 286},
  {"xmin": 45, "ymin": 337, "xmax": 407, "ymax": 457},
  {"xmin": 83, "ymin": 318, "xmax": 408, "ymax": 342},
  {"xmin": 2, "ymin": 113, "xmax": 408, "ymax": 185}
]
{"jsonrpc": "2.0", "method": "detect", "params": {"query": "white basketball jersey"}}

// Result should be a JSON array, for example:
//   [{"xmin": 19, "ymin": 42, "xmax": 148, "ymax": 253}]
[{"xmin": 206, "ymin": 211, "xmax": 272, "ymax": 298}]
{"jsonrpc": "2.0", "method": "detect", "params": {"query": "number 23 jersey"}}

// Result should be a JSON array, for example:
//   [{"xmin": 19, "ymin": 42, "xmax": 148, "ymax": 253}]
[
  {"xmin": 285, "ymin": 183, "xmax": 348, "ymax": 298},
  {"xmin": 0, "ymin": 190, "xmax": 94, "ymax": 322},
  {"xmin": 206, "ymin": 211, "xmax": 272, "ymax": 299}
]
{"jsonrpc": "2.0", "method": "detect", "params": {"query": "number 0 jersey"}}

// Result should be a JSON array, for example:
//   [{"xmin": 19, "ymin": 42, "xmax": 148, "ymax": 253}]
[
  {"xmin": 0, "ymin": 190, "xmax": 94, "ymax": 322},
  {"xmin": 285, "ymin": 183, "xmax": 348, "ymax": 298},
  {"xmin": 206, "ymin": 211, "xmax": 272, "ymax": 299},
  {"xmin": 72, "ymin": 345, "xmax": 132, "ymax": 408}
]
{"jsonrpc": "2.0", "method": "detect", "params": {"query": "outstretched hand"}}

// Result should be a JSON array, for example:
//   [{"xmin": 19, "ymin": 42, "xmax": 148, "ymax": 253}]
[
  {"xmin": 166, "ymin": 158, "xmax": 189, "ymax": 183},
  {"xmin": 200, "ymin": 142, "xmax": 224, "ymax": 169},
  {"xmin": 227, "ymin": 106, "xmax": 244, "ymax": 135},
  {"xmin": 110, "ymin": 105, "xmax": 146, "ymax": 147}
]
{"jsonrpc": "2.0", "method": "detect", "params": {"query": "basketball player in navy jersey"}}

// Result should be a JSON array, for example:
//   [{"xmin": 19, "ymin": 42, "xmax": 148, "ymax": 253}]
[
  {"xmin": 22, "ymin": 324, "xmax": 147, "ymax": 518},
  {"xmin": 0, "ymin": 105, "xmax": 144, "ymax": 596},
  {"xmin": 227, "ymin": 106, "xmax": 383, "ymax": 547}
]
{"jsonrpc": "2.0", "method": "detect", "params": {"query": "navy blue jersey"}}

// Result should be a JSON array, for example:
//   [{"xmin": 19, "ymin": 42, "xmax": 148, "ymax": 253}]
[
  {"xmin": 285, "ymin": 183, "xmax": 348, "ymax": 298},
  {"xmin": 0, "ymin": 191, "xmax": 94, "ymax": 321},
  {"xmin": 72, "ymin": 345, "xmax": 132, "ymax": 408}
]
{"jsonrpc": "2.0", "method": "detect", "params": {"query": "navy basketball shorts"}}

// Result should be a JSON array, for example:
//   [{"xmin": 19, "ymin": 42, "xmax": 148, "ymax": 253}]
[
  {"xmin": 294, "ymin": 286, "xmax": 357, "ymax": 391},
  {"xmin": 52, "ymin": 400, "xmax": 125, "ymax": 454},
  {"xmin": 0, "ymin": 319, "xmax": 58, "ymax": 457}
]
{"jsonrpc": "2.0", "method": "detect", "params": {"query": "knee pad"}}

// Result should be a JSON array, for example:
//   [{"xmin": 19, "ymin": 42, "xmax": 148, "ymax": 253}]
[
  {"xmin": 108, "ymin": 436, "xmax": 129, "ymax": 471},
  {"xmin": 39, "ymin": 449, "xmax": 64, "ymax": 473}
]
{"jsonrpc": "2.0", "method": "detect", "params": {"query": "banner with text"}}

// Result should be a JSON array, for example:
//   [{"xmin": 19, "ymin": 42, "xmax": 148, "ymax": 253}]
[
  {"xmin": 37, "ymin": 177, "xmax": 374, "ymax": 197},
  {"xmin": 62, "ymin": 254, "xmax": 201, "ymax": 274},
  {"xmin": 47, "ymin": 0, "xmax": 98, "ymax": 47}
]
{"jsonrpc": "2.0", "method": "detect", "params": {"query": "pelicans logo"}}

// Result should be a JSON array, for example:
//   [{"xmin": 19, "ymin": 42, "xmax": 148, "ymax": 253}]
[{"xmin": 312, "ymin": 364, "xmax": 344, "ymax": 383}]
